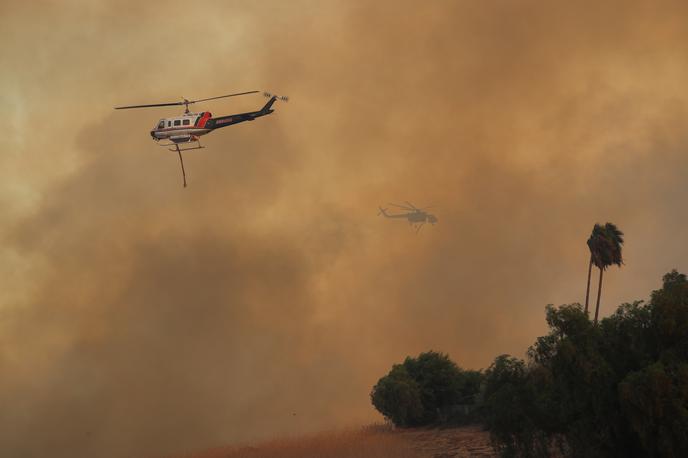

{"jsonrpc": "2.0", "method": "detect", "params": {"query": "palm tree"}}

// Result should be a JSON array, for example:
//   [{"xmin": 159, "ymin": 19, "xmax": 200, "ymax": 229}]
[
  {"xmin": 585, "ymin": 224, "xmax": 606, "ymax": 316},
  {"xmin": 589, "ymin": 223, "xmax": 624, "ymax": 324}
]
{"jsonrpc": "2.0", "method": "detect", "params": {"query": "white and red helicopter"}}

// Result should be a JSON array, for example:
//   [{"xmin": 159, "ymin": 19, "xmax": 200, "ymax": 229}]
[{"xmin": 115, "ymin": 90, "xmax": 287, "ymax": 187}]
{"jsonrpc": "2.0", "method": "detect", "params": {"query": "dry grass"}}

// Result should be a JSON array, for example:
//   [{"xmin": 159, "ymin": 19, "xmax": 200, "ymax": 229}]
[{"xmin": 167, "ymin": 424, "xmax": 496, "ymax": 458}]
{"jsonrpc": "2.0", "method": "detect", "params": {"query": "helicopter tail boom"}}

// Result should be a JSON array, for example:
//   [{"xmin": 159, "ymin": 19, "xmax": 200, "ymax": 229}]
[
  {"xmin": 204, "ymin": 95, "xmax": 286, "ymax": 130},
  {"xmin": 260, "ymin": 96, "xmax": 277, "ymax": 115}
]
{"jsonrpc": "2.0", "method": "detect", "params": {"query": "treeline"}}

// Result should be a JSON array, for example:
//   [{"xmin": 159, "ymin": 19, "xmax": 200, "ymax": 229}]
[{"xmin": 371, "ymin": 270, "xmax": 688, "ymax": 457}]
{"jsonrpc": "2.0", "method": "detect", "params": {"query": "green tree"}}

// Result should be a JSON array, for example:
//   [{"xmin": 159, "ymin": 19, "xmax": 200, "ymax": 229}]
[
  {"xmin": 527, "ymin": 304, "xmax": 621, "ymax": 457},
  {"xmin": 618, "ymin": 362, "xmax": 688, "ymax": 457},
  {"xmin": 484, "ymin": 271, "xmax": 687, "ymax": 457},
  {"xmin": 649, "ymin": 270, "xmax": 688, "ymax": 361},
  {"xmin": 482, "ymin": 355, "xmax": 551, "ymax": 457},
  {"xmin": 402, "ymin": 351, "xmax": 465, "ymax": 423},
  {"xmin": 615, "ymin": 270, "xmax": 688, "ymax": 457},
  {"xmin": 372, "ymin": 271, "xmax": 687, "ymax": 457},
  {"xmin": 371, "ymin": 351, "xmax": 482, "ymax": 426},
  {"xmin": 370, "ymin": 364, "xmax": 423, "ymax": 427}
]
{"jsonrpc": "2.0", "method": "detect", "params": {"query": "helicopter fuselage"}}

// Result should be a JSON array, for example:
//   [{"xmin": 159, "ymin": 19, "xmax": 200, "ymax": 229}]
[
  {"xmin": 408, "ymin": 212, "xmax": 430, "ymax": 223},
  {"xmin": 149, "ymin": 95, "xmax": 278, "ymax": 145},
  {"xmin": 150, "ymin": 111, "xmax": 212, "ymax": 141},
  {"xmin": 379, "ymin": 208, "xmax": 438, "ymax": 224},
  {"xmin": 401, "ymin": 211, "xmax": 436, "ymax": 224},
  {"xmin": 150, "ymin": 112, "xmax": 213, "ymax": 142}
]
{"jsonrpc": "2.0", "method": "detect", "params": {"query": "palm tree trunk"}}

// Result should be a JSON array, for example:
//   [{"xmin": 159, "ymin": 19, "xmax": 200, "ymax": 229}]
[
  {"xmin": 594, "ymin": 268, "xmax": 604, "ymax": 324},
  {"xmin": 584, "ymin": 256, "xmax": 593, "ymax": 316}
]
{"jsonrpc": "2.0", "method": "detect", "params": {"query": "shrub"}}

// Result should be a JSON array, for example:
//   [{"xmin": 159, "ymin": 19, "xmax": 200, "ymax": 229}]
[
  {"xmin": 370, "ymin": 364, "xmax": 424, "ymax": 427},
  {"xmin": 371, "ymin": 351, "xmax": 482, "ymax": 427}
]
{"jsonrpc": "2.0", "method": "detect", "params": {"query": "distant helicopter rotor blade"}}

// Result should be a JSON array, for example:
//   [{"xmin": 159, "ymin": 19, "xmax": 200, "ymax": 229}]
[
  {"xmin": 388, "ymin": 203, "xmax": 415, "ymax": 211},
  {"xmin": 405, "ymin": 201, "xmax": 419, "ymax": 210}
]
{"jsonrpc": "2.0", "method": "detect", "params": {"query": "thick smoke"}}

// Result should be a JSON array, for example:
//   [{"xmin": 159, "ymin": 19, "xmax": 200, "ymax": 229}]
[{"xmin": 2, "ymin": 1, "xmax": 688, "ymax": 457}]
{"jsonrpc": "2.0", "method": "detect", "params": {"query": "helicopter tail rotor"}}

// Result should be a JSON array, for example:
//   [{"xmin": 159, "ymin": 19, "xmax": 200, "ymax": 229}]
[{"xmin": 264, "ymin": 91, "xmax": 289, "ymax": 102}]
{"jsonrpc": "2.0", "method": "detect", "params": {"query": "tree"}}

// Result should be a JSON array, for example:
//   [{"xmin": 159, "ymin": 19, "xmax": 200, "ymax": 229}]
[
  {"xmin": 370, "ymin": 364, "xmax": 424, "ymax": 427},
  {"xmin": 615, "ymin": 270, "xmax": 688, "ymax": 457},
  {"xmin": 372, "ymin": 271, "xmax": 688, "ymax": 457},
  {"xmin": 594, "ymin": 223, "xmax": 624, "ymax": 323},
  {"xmin": 483, "ymin": 271, "xmax": 687, "ymax": 457},
  {"xmin": 585, "ymin": 224, "xmax": 606, "ymax": 315},
  {"xmin": 482, "ymin": 355, "xmax": 551, "ymax": 458},
  {"xmin": 618, "ymin": 362, "xmax": 688, "ymax": 457},
  {"xmin": 371, "ymin": 351, "xmax": 482, "ymax": 427},
  {"xmin": 526, "ymin": 304, "xmax": 621, "ymax": 457},
  {"xmin": 650, "ymin": 270, "xmax": 688, "ymax": 361},
  {"xmin": 586, "ymin": 223, "xmax": 624, "ymax": 324}
]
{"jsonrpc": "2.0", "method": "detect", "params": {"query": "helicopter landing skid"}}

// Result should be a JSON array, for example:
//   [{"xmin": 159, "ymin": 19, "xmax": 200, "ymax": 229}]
[
  {"xmin": 156, "ymin": 139, "xmax": 205, "ymax": 151},
  {"xmin": 159, "ymin": 140, "xmax": 205, "ymax": 188}
]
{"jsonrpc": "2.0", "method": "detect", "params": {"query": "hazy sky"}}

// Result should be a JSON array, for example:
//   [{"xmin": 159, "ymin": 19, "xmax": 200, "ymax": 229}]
[{"xmin": 2, "ymin": 1, "xmax": 688, "ymax": 457}]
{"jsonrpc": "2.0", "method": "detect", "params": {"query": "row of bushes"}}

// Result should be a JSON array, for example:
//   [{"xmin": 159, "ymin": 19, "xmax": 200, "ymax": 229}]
[{"xmin": 370, "ymin": 270, "xmax": 688, "ymax": 457}]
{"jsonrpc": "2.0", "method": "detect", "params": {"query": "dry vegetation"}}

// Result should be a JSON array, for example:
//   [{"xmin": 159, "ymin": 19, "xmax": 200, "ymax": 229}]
[{"xmin": 168, "ymin": 424, "xmax": 495, "ymax": 458}]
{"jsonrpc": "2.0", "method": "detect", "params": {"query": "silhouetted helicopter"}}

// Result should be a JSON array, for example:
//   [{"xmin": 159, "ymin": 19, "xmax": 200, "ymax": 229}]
[
  {"xmin": 378, "ymin": 202, "xmax": 438, "ymax": 233},
  {"xmin": 114, "ymin": 90, "xmax": 288, "ymax": 187}
]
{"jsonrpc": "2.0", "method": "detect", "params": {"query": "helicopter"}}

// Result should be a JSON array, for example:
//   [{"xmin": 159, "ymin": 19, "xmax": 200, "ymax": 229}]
[
  {"xmin": 378, "ymin": 202, "xmax": 438, "ymax": 233},
  {"xmin": 114, "ymin": 90, "xmax": 288, "ymax": 187}
]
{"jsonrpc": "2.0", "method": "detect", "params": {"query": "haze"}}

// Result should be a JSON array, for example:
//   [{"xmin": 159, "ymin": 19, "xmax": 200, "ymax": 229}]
[{"xmin": 1, "ymin": 1, "xmax": 687, "ymax": 457}]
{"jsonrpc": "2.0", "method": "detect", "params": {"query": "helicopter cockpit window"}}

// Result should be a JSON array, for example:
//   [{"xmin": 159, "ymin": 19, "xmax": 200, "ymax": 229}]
[
  {"xmin": 157, "ymin": 120, "xmax": 165, "ymax": 129},
  {"xmin": 167, "ymin": 121, "xmax": 171, "ymax": 127},
  {"xmin": 173, "ymin": 120, "xmax": 181, "ymax": 126},
  {"xmin": 183, "ymin": 119, "xmax": 190, "ymax": 126}
]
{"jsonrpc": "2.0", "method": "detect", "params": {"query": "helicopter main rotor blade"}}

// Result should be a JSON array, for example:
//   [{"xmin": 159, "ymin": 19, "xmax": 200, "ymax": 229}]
[
  {"xmin": 114, "ymin": 90, "xmax": 259, "ymax": 110},
  {"xmin": 388, "ymin": 203, "xmax": 415, "ymax": 210},
  {"xmin": 190, "ymin": 90, "xmax": 259, "ymax": 104},
  {"xmin": 405, "ymin": 201, "xmax": 419, "ymax": 210},
  {"xmin": 114, "ymin": 102, "xmax": 184, "ymax": 110}
]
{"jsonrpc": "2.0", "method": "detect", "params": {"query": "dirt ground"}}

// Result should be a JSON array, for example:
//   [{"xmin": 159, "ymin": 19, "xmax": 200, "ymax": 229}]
[
  {"xmin": 168, "ymin": 424, "xmax": 497, "ymax": 458},
  {"xmin": 400, "ymin": 425, "xmax": 497, "ymax": 457}
]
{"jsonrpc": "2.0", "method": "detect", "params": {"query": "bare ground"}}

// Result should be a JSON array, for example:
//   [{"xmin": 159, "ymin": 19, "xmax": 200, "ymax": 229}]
[
  {"xmin": 167, "ymin": 424, "xmax": 497, "ymax": 458},
  {"xmin": 400, "ymin": 425, "xmax": 497, "ymax": 457}
]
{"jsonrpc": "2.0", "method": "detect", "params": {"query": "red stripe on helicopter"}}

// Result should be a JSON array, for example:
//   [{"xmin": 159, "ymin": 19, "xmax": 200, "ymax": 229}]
[{"xmin": 196, "ymin": 112, "xmax": 212, "ymax": 128}]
